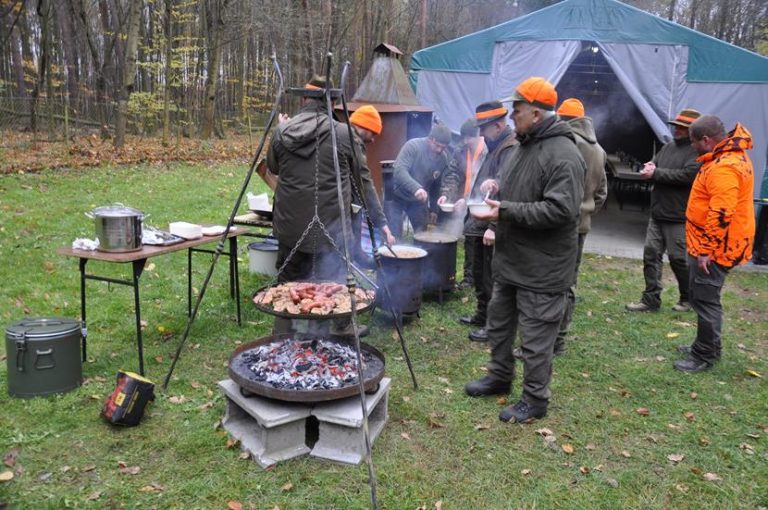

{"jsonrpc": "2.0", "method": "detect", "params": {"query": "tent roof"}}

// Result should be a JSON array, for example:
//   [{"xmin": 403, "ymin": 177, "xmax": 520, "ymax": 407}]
[{"xmin": 410, "ymin": 0, "xmax": 768, "ymax": 83}]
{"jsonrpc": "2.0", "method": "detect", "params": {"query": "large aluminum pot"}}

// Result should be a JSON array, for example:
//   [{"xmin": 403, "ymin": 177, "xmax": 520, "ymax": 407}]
[{"xmin": 87, "ymin": 204, "xmax": 145, "ymax": 252}]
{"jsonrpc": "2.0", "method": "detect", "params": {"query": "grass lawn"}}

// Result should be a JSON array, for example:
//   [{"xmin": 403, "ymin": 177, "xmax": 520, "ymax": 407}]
[{"xmin": 1, "ymin": 162, "xmax": 767, "ymax": 509}]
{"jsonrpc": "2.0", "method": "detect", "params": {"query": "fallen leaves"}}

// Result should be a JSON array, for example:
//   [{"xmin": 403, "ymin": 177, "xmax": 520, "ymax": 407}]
[
  {"xmin": 561, "ymin": 444, "xmax": 575, "ymax": 455},
  {"xmin": 620, "ymin": 450, "xmax": 632, "ymax": 458},
  {"xmin": 702, "ymin": 472, "xmax": 722, "ymax": 482},
  {"xmin": 667, "ymin": 453, "xmax": 685, "ymax": 463},
  {"xmin": 427, "ymin": 412, "xmax": 444, "ymax": 429},
  {"xmin": 0, "ymin": 471, "xmax": 14, "ymax": 482},
  {"xmin": 636, "ymin": 407, "xmax": 650, "ymax": 416},
  {"xmin": 138, "ymin": 483, "xmax": 165, "ymax": 493},
  {"xmin": 168, "ymin": 395, "xmax": 187, "ymax": 404},
  {"xmin": 683, "ymin": 412, "xmax": 696, "ymax": 422},
  {"xmin": 4, "ymin": 448, "xmax": 19, "ymax": 468},
  {"xmin": 745, "ymin": 369, "xmax": 762, "ymax": 378},
  {"xmin": 117, "ymin": 461, "xmax": 141, "ymax": 475},
  {"xmin": 227, "ymin": 501, "xmax": 243, "ymax": 510},
  {"xmin": 474, "ymin": 423, "xmax": 491, "ymax": 431},
  {"xmin": 281, "ymin": 481, "xmax": 293, "ymax": 492}
]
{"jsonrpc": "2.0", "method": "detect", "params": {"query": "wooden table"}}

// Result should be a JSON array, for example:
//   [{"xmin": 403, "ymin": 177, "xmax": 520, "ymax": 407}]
[{"xmin": 58, "ymin": 229, "xmax": 244, "ymax": 375}]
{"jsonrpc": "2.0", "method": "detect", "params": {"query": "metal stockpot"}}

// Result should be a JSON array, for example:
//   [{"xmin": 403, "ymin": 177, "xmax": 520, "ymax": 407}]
[
  {"xmin": 6, "ymin": 317, "xmax": 83, "ymax": 398},
  {"xmin": 87, "ymin": 204, "xmax": 145, "ymax": 252}
]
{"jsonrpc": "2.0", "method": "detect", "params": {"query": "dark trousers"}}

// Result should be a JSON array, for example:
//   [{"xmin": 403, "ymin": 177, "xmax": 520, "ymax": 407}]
[
  {"xmin": 387, "ymin": 200, "xmax": 428, "ymax": 238},
  {"xmin": 641, "ymin": 218, "xmax": 689, "ymax": 308},
  {"xmin": 276, "ymin": 244, "xmax": 345, "ymax": 283},
  {"xmin": 555, "ymin": 233, "xmax": 586, "ymax": 350},
  {"xmin": 462, "ymin": 237, "xmax": 474, "ymax": 283},
  {"xmin": 468, "ymin": 235, "xmax": 493, "ymax": 323},
  {"xmin": 687, "ymin": 254, "xmax": 728, "ymax": 364},
  {"xmin": 486, "ymin": 281, "xmax": 567, "ymax": 406}
]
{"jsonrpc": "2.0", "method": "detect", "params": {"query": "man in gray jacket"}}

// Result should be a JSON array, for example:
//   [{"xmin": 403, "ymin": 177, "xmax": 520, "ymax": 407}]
[
  {"xmin": 389, "ymin": 124, "xmax": 454, "ymax": 237},
  {"xmin": 464, "ymin": 77, "xmax": 585, "ymax": 424},
  {"xmin": 626, "ymin": 108, "xmax": 701, "ymax": 312}
]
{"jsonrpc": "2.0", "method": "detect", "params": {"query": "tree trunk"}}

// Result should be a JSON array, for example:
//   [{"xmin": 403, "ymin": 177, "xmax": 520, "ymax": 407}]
[
  {"xmin": 115, "ymin": 0, "xmax": 142, "ymax": 148},
  {"xmin": 201, "ymin": 0, "xmax": 226, "ymax": 139},
  {"xmin": 162, "ymin": 0, "xmax": 175, "ymax": 145},
  {"xmin": 667, "ymin": 0, "xmax": 677, "ymax": 21},
  {"xmin": 9, "ymin": 15, "xmax": 26, "ymax": 97},
  {"xmin": 31, "ymin": 0, "xmax": 53, "ymax": 135}
]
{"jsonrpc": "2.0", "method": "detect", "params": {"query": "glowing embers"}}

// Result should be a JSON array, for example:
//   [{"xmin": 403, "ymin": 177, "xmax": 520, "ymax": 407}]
[{"xmin": 238, "ymin": 337, "xmax": 373, "ymax": 391}]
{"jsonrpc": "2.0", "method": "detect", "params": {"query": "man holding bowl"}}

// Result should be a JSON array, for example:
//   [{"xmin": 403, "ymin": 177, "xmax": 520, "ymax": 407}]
[{"xmin": 463, "ymin": 77, "xmax": 585, "ymax": 424}]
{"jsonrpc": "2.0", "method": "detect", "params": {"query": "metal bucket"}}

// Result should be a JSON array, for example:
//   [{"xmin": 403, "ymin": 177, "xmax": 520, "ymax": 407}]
[
  {"xmin": 377, "ymin": 245, "xmax": 427, "ymax": 315},
  {"xmin": 6, "ymin": 317, "xmax": 83, "ymax": 398},
  {"xmin": 88, "ymin": 204, "xmax": 144, "ymax": 252},
  {"xmin": 414, "ymin": 232, "xmax": 458, "ymax": 293},
  {"xmin": 248, "ymin": 241, "xmax": 278, "ymax": 275}
]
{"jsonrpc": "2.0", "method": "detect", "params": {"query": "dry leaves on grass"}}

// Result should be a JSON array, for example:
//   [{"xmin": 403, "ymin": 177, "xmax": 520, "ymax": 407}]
[
  {"xmin": 474, "ymin": 423, "xmax": 491, "ymax": 431},
  {"xmin": 427, "ymin": 412, "xmax": 444, "ymax": 429},
  {"xmin": 0, "ymin": 471, "xmax": 14, "ymax": 482},
  {"xmin": 683, "ymin": 411, "xmax": 696, "ymax": 422},
  {"xmin": 117, "ymin": 461, "xmax": 141, "ymax": 475},
  {"xmin": 168, "ymin": 395, "xmax": 187, "ymax": 404},
  {"xmin": 227, "ymin": 501, "xmax": 243, "ymax": 510},
  {"xmin": 636, "ymin": 407, "xmax": 650, "ymax": 416},
  {"xmin": 702, "ymin": 472, "xmax": 723, "ymax": 481},
  {"xmin": 226, "ymin": 439, "xmax": 240, "ymax": 449},
  {"xmin": 667, "ymin": 453, "xmax": 685, "ymax": 463},
  {"xmin": 281, "ymin": 481, "xmax": 293, "ymax": 492},
  {"xmin": 562, "ymin": 444, "xmax": 575, "ymax": 455},
  {"xmin": 138, "ymin": 483, "xmax": 165, "ymax": 493},
  {"xmin": 86, "ymin": 491, "xmax": 103, "ymax": 501},
  {"xmin": 4, "ymin": 448, "xmax": 19, "ymax": 468}
]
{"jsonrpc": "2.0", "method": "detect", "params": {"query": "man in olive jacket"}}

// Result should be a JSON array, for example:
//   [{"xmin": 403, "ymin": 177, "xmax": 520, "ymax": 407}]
[
  {"xmin": 267, "ymin": 77, "xmax": 355, "ymax": 283},
  {"xmin": 389, "ymin": 124, "xmax": 453, "ymax": 237},
  {"xmin": 626, "ymin": 108, "xmax": 701, "ymax": 312},
  {"xmin": 464, "ymin": 77, "xmax": 585, "ymax": 424},
  {"xmin": 515, "ymin": 98, "xmax": 606, "ymax": 356}
]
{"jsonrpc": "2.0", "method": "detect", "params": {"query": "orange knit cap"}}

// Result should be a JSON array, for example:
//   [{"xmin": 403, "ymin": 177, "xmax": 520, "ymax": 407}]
[
  {"xmin": 350, "ymin": 105, "xmax": 382, "ymax": 135},
  {"xmin": 504, "ymin": 76, "xmax": 557, "ymax": 111},
  {"xmin": 557, "ymin": 98, "xmax": 585, "ymax": 118}
]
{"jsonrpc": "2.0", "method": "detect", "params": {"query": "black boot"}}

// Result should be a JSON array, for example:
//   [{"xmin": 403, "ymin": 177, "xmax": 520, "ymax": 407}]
[
  {"xmin": 499, "ymin": 400, "xmax": 547, "ymax": 423},
  {"xmin": 464, "ymin": 376, "xmax": 510, "ymax": 397}
]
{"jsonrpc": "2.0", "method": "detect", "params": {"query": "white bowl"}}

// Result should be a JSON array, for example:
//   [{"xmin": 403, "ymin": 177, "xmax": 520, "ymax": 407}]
[
  {"xmin": 439, "ymin": 203, "xmax": 455, "ymax": 213},
  {"xmin": 467, "ymin": 202, "xmax": 492, "ymax": 216}
]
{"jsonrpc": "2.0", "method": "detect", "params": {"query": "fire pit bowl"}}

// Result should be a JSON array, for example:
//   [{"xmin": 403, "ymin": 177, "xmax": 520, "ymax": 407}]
[{"xmin": 229, "ymin": 334, "xmax": 386, "ymax": 402}]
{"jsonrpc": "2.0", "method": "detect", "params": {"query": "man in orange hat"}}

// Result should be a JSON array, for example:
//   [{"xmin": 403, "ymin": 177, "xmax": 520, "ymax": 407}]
[
  {"xmin": 626, "ymin": 108, "xmax": 702, "ymax": 313},
  {"xmin": 348, "ymin": 105, "xmax": 396, "ymax": 250},
  {"xmin": 511, "ymin": 97, "xmax": 606, "ymax": 360},
  {"xmin": 674, "ymin": 115, "xmax": 755, "ymax": 373},
  {"xmin": 453, "ymin": 101, "xmax": 516, "ymax": 343},
  {"xmin": 464, "ymin": 77, "xmax": 585, "ymax": 424}
]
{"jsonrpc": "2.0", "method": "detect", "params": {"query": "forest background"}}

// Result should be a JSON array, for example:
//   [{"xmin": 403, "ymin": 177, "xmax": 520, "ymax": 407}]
[{"xmin": 0, "ymin": 0, "xmax": 767, "ymax": 165}]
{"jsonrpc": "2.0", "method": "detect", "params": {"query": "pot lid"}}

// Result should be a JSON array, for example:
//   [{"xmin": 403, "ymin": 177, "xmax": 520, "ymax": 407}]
[
  {"xmin": 91, "ymin": 204, "xmax": 144, "ymax": 218},
  {"xmin": 414, "ymin": 232, "xmax": 459, "ymax": 243},
  {"xmin": 6, "ymin": 317, "xmax": 81, "ymax": 339}
]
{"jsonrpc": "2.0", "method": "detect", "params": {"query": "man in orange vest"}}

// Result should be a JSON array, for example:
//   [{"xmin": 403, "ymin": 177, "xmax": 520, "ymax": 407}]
[{"xmin": 675, "ymin": 115, "xmax": 755, "ymax": 373}]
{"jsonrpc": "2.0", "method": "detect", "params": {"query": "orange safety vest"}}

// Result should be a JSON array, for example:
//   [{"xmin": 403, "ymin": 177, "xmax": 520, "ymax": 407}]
[{"xmin": 685, "ymin": 123, "xmax": 755, "ymax": 267}]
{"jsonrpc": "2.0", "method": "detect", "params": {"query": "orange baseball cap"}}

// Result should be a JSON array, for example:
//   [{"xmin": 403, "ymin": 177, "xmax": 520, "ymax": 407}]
[
  {"xmin": 350, "ymin": 105, "xmax": 382, "ymax": 135},
  {"xmin": 502, "ymin": 76, "xmax": 557, "ymax": 111},
  {"xmin": 557, "ymin": 98, "xmax": 585, "ymax": 118}
]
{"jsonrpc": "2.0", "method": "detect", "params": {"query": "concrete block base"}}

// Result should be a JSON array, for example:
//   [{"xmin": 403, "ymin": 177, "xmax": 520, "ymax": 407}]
[
  {"xmin": 310, "ymin": 378, "xmax": 391, "ymax": 465},
  {"xmin": 218, "ymin": 379, "xmax": 312, "ymax": 468}
]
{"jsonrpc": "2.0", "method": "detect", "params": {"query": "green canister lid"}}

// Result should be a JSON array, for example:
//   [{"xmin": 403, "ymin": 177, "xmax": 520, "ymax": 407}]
[{"xmin": 6, "ymin": 317, "xmax": 81, "ymax": 339}]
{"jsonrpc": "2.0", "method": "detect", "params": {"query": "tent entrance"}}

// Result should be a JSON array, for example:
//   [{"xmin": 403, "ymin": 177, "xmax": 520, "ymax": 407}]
[{"xmin": 557, "ymin": 42, "xmax": 662, "ymax": 164}]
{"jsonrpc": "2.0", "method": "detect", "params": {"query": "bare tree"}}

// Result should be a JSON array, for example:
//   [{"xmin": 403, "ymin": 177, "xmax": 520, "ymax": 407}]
[{"xmin": 114, "ymin": 0, "xmax": 142, "ymax": 147}]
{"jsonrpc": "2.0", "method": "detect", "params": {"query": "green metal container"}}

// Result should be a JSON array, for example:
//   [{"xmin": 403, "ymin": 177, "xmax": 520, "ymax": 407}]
[{"xmin": 6, "ymin": 317, "xmax": 83, "ymax": 398}]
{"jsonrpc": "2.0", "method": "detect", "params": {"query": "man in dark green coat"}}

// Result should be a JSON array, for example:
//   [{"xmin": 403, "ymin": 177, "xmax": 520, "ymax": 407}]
[
  {"xmin": 464, "ymin": 77, "xmax": 585, "ymax": 424},
  {"xmin": 267, "ymin": 76, "xmax": 355, "ymax": 283},
  {"xmin": 626, "ymin": 108, "xmax": 701, "ymax": 312}
]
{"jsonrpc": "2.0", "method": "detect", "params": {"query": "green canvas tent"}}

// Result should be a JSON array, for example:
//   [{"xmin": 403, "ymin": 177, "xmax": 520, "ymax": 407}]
[{"xmin": 410, "ymin": 0, "xmax": 768, "ymax": 197}]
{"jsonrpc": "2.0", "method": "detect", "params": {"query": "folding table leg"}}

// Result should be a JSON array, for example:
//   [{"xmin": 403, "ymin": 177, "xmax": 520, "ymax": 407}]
[
  {"xmin": 132, "ymin": 259, "xmax": 147, "ymax": 376},
  {"xmin": 230, "ymin": 237, "xmax": 241, "ymax": 326},
  {"xmin": 79, "ymin": 258, "xmax": 88, "ymax": 361}
]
